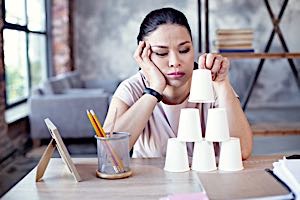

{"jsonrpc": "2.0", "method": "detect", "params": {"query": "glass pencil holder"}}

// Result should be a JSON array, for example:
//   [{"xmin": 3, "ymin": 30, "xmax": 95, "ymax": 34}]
[{"xmin": 95, "ymin": 132, "xmax": 132, "ymax": 179}]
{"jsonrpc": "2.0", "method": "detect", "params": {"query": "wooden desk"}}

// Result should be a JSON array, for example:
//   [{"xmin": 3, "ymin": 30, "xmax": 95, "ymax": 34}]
[{"xmin": 2, "ymin": 155, "xmax": 284, "ymax": 200}]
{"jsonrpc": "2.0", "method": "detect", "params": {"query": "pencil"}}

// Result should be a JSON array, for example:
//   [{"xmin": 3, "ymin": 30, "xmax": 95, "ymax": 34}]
[
  {"xmin": 86, "ymin": 110, "xmax": 102, "ymax": 137},
  {"xmin": 86, "ymin": 110, "xmax": 120, "ymax": 173},
  {"xmin": 90, "ymin": 109, "xmax": 125, "ymax": 172},
  {"xmin": 90, "ymin": 110, "xmax": 106, "ymax": 137}
]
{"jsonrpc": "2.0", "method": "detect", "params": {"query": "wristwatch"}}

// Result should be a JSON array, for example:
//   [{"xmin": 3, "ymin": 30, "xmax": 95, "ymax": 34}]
[{"xmin": 143, "ymin": 87, "xmax": 163, "ymax": 102}]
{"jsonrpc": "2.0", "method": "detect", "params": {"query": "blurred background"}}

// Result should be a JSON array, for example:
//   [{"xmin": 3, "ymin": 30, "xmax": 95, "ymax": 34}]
[{"xmin": 0, "ymin": 0, "xmax": 299, "ymax": 197}]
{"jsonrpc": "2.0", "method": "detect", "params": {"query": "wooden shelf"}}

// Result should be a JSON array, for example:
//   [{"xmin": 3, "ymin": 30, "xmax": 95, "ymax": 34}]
[
  {"xmin": 251, "ymin": 122, "xmax": 300, "ymax": 136},
  {"xmin": 219, "ymin": 52, "xmax": 300, "ymax": 59},
  {"xmin": 198, "ymin": 0, "xmax": 300, "ymax": 110}
]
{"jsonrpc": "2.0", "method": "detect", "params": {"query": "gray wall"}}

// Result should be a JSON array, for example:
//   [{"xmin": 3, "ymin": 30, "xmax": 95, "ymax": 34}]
[
  {"xmin": 74, "ymin": 0, "xmax": 198, "ymax": 79},
  {"xmin": 74, "ymin": 0, "xmax": 300, "ymax": 108}
]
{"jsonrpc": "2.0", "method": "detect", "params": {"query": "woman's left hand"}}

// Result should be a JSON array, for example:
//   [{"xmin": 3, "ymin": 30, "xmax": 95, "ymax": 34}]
[{"xmin": 198, "ymin": 53, "xmax": 230, "ymax": 82}]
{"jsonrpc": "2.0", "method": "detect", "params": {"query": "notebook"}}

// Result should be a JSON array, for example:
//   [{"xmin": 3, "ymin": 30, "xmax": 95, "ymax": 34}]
[{"xmin": 197, "ymin": 170, "xmax": 294, "ymax": 200}]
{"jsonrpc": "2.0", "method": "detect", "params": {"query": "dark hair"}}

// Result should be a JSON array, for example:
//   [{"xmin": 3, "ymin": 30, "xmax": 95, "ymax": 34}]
[{"xmin": 137, "ymin": 7, "xmax": 192, "ymax": 44}]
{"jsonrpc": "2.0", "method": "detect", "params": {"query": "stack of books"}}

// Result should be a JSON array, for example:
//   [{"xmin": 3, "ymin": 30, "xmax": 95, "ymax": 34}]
[{"xmin": 214, "ymin": 29, "xmax": 254, "ymax": 53}]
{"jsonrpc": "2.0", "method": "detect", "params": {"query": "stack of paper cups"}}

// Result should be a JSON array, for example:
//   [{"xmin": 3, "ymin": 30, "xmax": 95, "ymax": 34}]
[
  {"xmin": 177, "ymin": 108, "xmax": 202, "ymax": 142},
  {"xmin": 205, "ymin": 108, "xmax": 230, "ymax": 142},
  {"xmin": 164, "ymin": 138, "xmax": 190, "ymax": 172},
  {"xmin": 189, "ymin": 69, "xmax": 215, "ymax": 103},
  {"xmin": 192, "ymin": 140, "xmax": 217, "ymax": 172},
  {"xmin": 218, "ymin": 137, "xmax": 244, "ymax": 171}
]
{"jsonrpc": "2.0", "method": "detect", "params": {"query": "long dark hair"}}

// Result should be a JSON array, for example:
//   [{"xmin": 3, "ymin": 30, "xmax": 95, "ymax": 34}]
[{"xmin": 137, "ymin": 7, "xmax": 192, "ymax": 44}]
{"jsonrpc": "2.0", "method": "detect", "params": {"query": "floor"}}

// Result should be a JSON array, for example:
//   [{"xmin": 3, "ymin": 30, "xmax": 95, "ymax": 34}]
[
  {"xmin": 0, "ymin": 140, "xmax": 97, "ymax": 198},
  {"xmin": 0, "ymin": 155, "xmax": 40, "ymax": 197},
  {"xmin": 0, "ymin": 106, "xmax": 300, "ymax": 197}
]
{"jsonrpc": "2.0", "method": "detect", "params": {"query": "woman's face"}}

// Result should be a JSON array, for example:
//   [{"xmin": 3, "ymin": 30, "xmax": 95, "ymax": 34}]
[{"xmin": 144, "ymin": 24, "xmax": 195, "ymax": 88}]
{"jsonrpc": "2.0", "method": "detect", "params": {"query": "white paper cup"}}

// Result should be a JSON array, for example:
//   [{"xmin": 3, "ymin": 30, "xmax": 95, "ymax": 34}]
[
  {"xmin": 218, "ymin": 137, "xmax": 244, "ymax": 171},
  {"xmin": 189, "ymin": 69, "xmax": 215, "ymax": 103},
  {"xmin": 177, "ymin": 108, "xmax": 203, "ymax": 142},
  {"xmin": 164, "ymin": 138, "xmax": 190, "ymax": 172},
  {"xmin": 192, "ymin": 140, "xmax": 217, "ymax": 172},
  {"xmin": 205, "ymin": 108, "xmax": 230, "ymax": 142}
]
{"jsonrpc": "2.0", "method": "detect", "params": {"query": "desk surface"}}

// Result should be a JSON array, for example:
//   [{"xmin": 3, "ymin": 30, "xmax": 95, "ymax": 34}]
[{"xmin": 2, "ymin": 155, "xmax": 284, "ymax": 200}]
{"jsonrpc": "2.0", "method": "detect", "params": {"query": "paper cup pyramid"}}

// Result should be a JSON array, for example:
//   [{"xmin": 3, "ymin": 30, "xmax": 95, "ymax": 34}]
[{"xmin": 164, "ymin": 69, "xmax": 243, "ymax": 172}]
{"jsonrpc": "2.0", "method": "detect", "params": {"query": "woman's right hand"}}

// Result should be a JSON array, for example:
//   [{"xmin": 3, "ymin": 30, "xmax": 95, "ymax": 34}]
[{"xmin": 133, "ymin": 41, "xmax": 166, "ymax": 94}]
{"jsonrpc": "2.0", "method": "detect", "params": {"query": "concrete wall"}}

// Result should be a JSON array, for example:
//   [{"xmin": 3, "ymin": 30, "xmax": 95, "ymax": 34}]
[
  {"xmin": 73, "ymin": 0, "xmax": 300, "ymax": 108},
  {"xmin": 73, "ymin": 0, "xmax": 198, "ymax": 79}
]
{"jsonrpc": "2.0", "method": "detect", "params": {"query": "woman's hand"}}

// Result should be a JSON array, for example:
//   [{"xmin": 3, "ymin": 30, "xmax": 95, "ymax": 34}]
[
  {"xmin": 198, "ymin": 53, "xmax": 230, "ymax": 82},
  {"xmin": 133, "ymin": 41, "xmax": 166, "ymax": 94}
]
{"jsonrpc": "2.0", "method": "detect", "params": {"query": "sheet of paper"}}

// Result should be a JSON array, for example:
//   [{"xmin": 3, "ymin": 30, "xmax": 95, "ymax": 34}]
[{"xmin": 273, "ymin": 158, "xmax": 300, "ymax": 197}]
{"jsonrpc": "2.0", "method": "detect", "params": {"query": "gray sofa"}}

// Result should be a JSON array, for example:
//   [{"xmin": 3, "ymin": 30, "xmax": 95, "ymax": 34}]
[{"xmin": 29, "ymin": 71, "xmax": 121, "ymax": 139}]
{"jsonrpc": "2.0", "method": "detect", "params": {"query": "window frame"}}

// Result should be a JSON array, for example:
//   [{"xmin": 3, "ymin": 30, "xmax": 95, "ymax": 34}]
[{"xmin": 2, "ymin": 0, "xmax": 51, "ymax": 108}]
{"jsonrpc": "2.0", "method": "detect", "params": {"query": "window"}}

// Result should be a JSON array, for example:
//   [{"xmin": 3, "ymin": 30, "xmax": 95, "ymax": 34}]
[{"xmin": 3, "ymin": 0, "xmax": 49, "ymax": 108}]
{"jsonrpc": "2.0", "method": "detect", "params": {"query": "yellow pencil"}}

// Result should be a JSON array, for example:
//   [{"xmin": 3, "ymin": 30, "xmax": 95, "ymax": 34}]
[
  {"xmin": 90, "ymin": 109, "xmax": 125, "ymax": 172},
  {"xmin": 86, "ymin": 110, "xmax": 120, "ymax": 173},
  {"xmin": 90, "ymin": 110, "xmax": 106, "ymax": 137},
  {"xmin": 86, "ymin": 110, "xmax": 102, "ymax": 137}
]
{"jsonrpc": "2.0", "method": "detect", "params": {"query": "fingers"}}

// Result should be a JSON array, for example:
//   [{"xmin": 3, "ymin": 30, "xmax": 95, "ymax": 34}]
[
  {"xmin": 198, "ymin": 53, "xmax": 207, "ymax": 69},
  {"xmin": 133, "ymin": 41, "xmax": 167, "ymax": 92},
  {"xmin": 133, "ymin": 41, "xmax": 145, "ymax": 66},
  {"xmin": 200, "ymin": 53, "xmax": 220, "ymax": 70},
  {"xmin": 205, "ymin": 53, "xmax": 216, "ymax": 70},
  {"xmin": 141, "ymin": 42, "xmax": 151, "ymax": 63},
  {"xmin": 133, "ymin": 41, "xmax": 153, "ymax": 68},
  {"xmin": 198, "ymin": 53, "xmax": 230, "ymax": 81},
  {"xmin": 216, "ymin": 57, "xmax": 230, "ymax": 81},
  {"xmin": 210, "ymin": 55, "xmax": 221, "ymax": 80}
]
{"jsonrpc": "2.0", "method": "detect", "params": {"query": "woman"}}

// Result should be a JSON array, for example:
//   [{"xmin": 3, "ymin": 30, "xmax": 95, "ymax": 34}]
[{"xmin": 103, "ymin": 7, "xmax": 252, "ymax": 159}]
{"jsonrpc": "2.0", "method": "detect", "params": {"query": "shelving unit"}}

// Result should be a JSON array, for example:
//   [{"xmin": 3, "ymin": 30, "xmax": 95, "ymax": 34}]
[
  {"xmin": 220, "ymin": 53, "xmax": 300, "ymax": 59},
  {"xmin": 198, "ymin": 0, "xmax": 300, "ymax": 111}
]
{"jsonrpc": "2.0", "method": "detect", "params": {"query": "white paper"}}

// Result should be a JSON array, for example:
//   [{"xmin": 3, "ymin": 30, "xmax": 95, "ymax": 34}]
[{"xmin": 273, "ymin": 158, "xmax": 300, "ymax": 199}]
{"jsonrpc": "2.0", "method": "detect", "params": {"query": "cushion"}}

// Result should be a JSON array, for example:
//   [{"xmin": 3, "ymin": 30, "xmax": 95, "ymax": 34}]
[
  {"xmin": 48, "ymin": 75, "xmax": 71, "ymax": 94},
  {"xmin": 65, "ymin": 71, "xmax": 84, "ymax": 88},
  {"xmin": 64, "ymin": 88, "xmax": 105, "ymax": 95},
  {"xmin": 83, "ymin": 79, "xmax": 121, "ymax": 93},
  {"xmin": 42, "ymin": 81, "xmax": 54, "ymax": 95}
]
